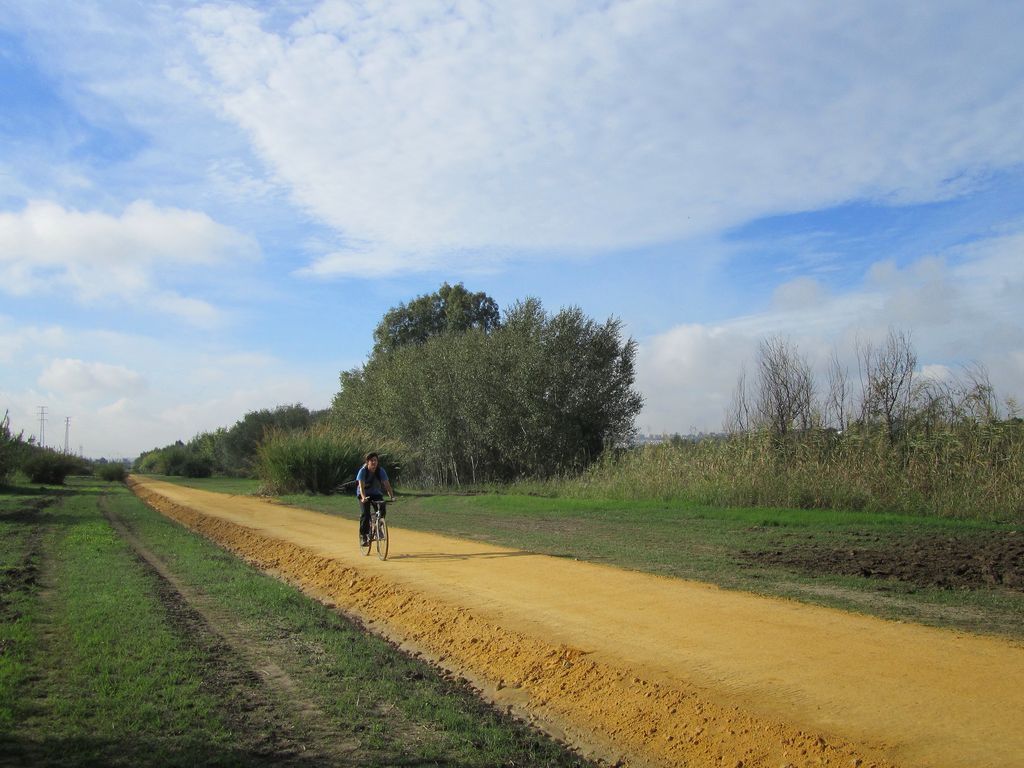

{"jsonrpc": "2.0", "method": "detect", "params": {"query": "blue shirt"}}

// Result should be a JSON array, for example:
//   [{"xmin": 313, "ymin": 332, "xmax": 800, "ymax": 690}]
[{"xmin": 356, "ymin": 464, "xmax": 389, "ymax": 497}]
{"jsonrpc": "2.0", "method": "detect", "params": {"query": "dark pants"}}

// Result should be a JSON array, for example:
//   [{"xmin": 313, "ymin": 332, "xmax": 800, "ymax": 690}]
[{"xmin": 359, "ymin": 495, "xmax": 386, "ymax": 538}]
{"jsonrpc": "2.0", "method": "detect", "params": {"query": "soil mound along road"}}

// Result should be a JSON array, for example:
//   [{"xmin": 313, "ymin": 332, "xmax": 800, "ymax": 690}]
[{"xmin": 128, "ymin": 477, "xmax": 1024, "ymax": 768}]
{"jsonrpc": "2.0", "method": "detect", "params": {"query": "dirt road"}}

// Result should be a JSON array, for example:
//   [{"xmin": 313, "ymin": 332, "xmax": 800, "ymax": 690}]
[{"xmin": 129, "ymin": 477, "xmax": 1024, "ymax": 768}]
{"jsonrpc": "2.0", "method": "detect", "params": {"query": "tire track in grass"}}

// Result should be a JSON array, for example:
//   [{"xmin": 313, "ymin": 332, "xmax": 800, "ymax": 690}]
[
  {"xmin": 12, "ymin": 491, "xmax": 243, "ymax": 766},
  {"xmin": 98, "ymin": 494, "xmax": 360, "ymax": 766}
]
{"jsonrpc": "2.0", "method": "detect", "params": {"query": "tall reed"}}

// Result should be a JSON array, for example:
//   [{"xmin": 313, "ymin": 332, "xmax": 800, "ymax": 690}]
[
  {"xmin": 555, "ymin": 421, "xmax": 1024, "ymax": 522},
  {"xmin": 257, "ymin": 425, "xmax": 405, "ymax": 495}
]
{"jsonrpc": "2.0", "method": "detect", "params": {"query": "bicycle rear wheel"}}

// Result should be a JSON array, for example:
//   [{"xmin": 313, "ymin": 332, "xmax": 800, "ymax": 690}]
[
  {"xmin": 376, "ymin": 518, "xmax": 388, "ymax": 560},
  {"xmin": 361, "ymin": 525, "xmax": 373, "ymax": 556}
]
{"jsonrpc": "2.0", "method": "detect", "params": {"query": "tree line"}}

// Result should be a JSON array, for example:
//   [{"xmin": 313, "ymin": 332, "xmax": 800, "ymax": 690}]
[
  {"xmin": 131, "ymin": 283, "xmax": 642, "ymax": 489},
  {"xmin": 134, "ymin": 404, "xmax": 329, "ymax": 477}
]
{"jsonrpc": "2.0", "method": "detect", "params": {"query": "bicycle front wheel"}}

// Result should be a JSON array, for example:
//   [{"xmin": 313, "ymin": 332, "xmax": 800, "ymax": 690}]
[{"xmin": 376, "ymin": 518, "xmax": 388, "ymax": 560}]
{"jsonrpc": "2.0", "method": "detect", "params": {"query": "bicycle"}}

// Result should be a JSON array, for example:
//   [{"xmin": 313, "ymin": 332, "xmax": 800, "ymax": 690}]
[{"xmin": 361, "ymin": 498, "xmax": 391, "ymax": 560}]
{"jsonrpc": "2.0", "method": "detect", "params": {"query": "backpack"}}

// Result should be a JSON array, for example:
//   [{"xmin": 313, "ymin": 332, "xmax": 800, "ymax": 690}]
[{"xmin": 349, "ymin": 464, "xmax": 380, "ymax": 495}]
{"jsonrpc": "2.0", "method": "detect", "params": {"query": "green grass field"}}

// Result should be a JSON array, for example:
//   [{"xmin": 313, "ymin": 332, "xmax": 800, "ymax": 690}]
[
  {"xmin": 157, "ymin": 474, "xmax": 1024, "ymax": 640},
  {"xmin": 0, "ymin": 479, "xmax": 592, "ymax": 766}
]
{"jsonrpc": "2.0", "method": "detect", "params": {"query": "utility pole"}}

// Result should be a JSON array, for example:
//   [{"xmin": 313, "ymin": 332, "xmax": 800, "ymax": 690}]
[
  {"xmin": 37, "ymin": 406, "xmax": 47, "ymax": 448},
  {"xmin": 64, "ymin": 417, "xmax": 71, "ymax": 455}
]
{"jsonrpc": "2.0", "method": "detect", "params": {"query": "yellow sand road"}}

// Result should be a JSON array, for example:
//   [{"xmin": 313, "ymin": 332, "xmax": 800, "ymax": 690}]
[{"xmin": 129, "ymin": 477, "xmax": 1024, "ymax": 768}]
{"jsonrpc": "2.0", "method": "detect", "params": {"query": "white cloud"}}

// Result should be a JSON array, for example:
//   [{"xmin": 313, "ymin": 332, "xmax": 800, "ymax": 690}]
[
  {"xmin": 295, "ymin": 247, "xmax": 401, "ymax": 278},
  {"xmin": 636, "ymin": 324, "xmax": 755, "ymax": 434},
  {"xmin": 183, "ymin": 1, "xmax": 1024, "ymax": 275},
  {"xmin": 38, "ymin": 358, "xmax": 146, "ymax": 399},
  {"xmin": 0, "ymin": 200, "xmax": 258, "ymax": 325},
  {"xmin": 151, "ymin": 293, "xmax": 224, "ymax": 328},
  {"xmin": 0, "ymin": 321, "xmax": 68, "ymax": 364},
  {"xmin": 772, "ymin": 277, "xmax": 827, "ymax": 310},
  {"xmin": 638, "ymin": 230, "xmax": 1024, "ymax": 433},
  {"xmin": 920, "ymin": 364, "xmax": 955, "ymax": 383}
]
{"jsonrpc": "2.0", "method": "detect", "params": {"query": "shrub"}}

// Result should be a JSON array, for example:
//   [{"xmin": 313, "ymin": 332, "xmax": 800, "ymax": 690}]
[
  {"xmin": 257, "ymin": 425, "xmax": 404, "ymax": 495},
  {"xmin": 96, "ymin": 463, "xmax": 127, "ymax": 482},
  {"xmin": 162, "ymin": 445, "xmax": 191, "ymax": 476},
  {"xmin": 134, "ymin": 443, "xmax": 206, "ymax": 476},
  {"xmin": 22, "ymin": 449, "xmax": 83, "ymax": 485},
  {"xmin": 182, "ymin": 455, "xmax": 213, "ymax": 478}
]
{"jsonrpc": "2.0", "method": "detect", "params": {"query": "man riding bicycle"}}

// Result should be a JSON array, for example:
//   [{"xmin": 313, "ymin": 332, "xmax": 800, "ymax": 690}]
[{"xmin": 357, "ymin": 452, "xmax": 394, "ymax": 546}]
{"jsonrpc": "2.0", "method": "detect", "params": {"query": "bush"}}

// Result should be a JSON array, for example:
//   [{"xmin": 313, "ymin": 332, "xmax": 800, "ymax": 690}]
[
  {"xmin": 182, "ymin": 455, "xmax": 213, "ymax": 478},
  {"xmin": 257, "ymin": 425, "xmax": 404, "ymax": 495},
  {"xmin": 96, "ymin": 463, "xmax": 127, "ymax": 482},
  {"xmin": 22, "ymin": 450, "xmax": 83, "ymax": 485},
  {"xmin": 133, "ymin": 443, "xmax": 211, "ymax": 477}
]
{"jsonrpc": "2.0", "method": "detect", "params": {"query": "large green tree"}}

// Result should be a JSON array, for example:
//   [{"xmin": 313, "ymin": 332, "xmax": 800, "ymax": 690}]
[
  {"xmin": 372, "ymin": 282, "xmax": 500, "ymax": 355},
  {"xmin": 335, "ymin": 296, "xmax": 642, "ymax": 483}
]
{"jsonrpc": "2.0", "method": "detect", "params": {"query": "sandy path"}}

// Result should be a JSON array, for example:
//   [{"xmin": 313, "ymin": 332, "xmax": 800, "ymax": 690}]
[{"xmin": 129, "ymin": 477, "xmax": 1024, "ymax": 768}]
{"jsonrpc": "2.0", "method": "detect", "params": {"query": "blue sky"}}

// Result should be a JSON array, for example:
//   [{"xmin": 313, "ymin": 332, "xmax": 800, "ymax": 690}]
[{"xmin": 2, "ymin": 1, "xmax": 1023, "ymax": 457}]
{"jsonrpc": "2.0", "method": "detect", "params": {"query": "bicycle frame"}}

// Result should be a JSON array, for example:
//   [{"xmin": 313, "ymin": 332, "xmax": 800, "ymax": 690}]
[{"xmin": 362, "ymin": 498, "xmax": 390, "ymax": 560}]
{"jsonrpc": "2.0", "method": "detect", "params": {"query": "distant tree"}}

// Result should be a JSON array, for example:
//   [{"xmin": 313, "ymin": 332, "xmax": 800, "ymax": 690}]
[
  {"xmin": 132, "ymin": 405, "xmax": 316, "ymax": 478},
  {"xmin": 725, "ymin": 365, "xmax": 753, "ymax": 434},
  {"xmin": 372, "ymin": 282, "xmax": 500, "ymax": 355},
  {"xmin": 825, "ymin": 350, "xmax": 852, "ymax": 432},
  {"xmin": 220, "ymin": 404, "xmax": 315, "ymax": 475},
  {"xmin": 188, "ymin": 428, "xmax": 227, "ymax": 474},
  {"xmin": 857, "ymin": 329, "xmax": 917, "ymax": 441},
  {"xmin": 725, "ymin": 337, "xmax": 819, "ymax": 437},
  {"xmin": 755, "ymin": 336, "xmax": 817, "ymax": 437}
]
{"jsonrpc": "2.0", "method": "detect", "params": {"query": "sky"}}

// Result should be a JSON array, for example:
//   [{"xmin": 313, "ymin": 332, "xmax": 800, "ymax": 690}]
[{"xmin": 1, "ymin": 0, "xmax": 1023, "ymax": 458}]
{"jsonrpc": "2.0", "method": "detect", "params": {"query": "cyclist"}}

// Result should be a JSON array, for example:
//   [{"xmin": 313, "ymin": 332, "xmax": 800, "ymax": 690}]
[{"xmin": 357, "ymin": 452, "xmax": 394, "ymax": 546}]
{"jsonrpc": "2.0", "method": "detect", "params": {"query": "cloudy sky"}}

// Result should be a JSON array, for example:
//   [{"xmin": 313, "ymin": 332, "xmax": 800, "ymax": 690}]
[{"xmin": 2, "ymin": 0, "xmax": 1022, "ymax": 457}]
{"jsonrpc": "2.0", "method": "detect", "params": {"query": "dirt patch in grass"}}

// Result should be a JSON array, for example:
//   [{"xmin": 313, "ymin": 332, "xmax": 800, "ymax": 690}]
[
  {"xmin": 741, "ymin": 529, "xmax": 1024, "ymax": 590},
  {"xmin": 0, "ymin": 498, "xmax": 49, "ymax": 621}
]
